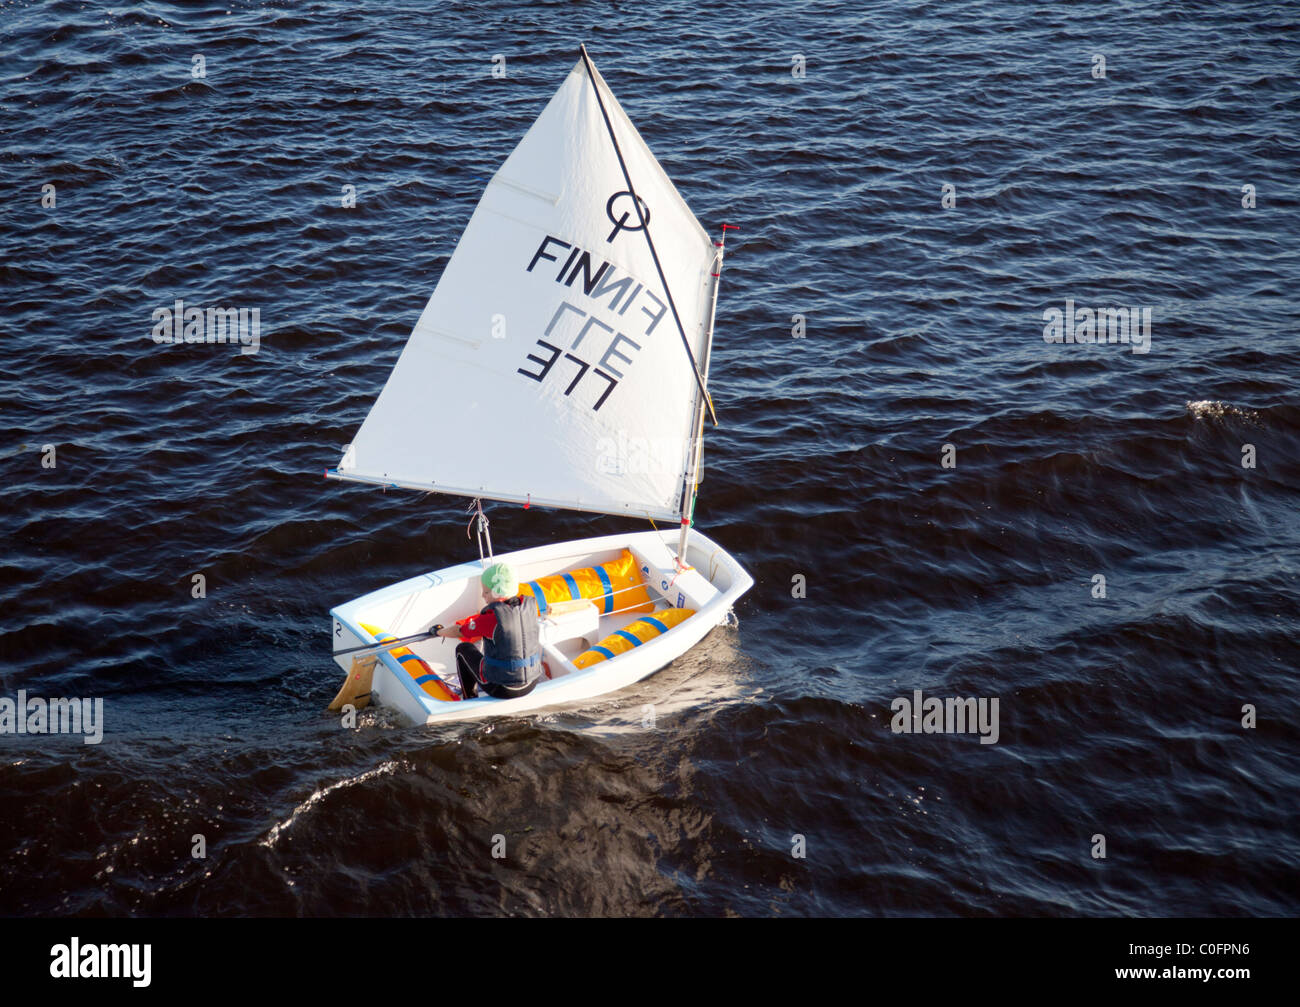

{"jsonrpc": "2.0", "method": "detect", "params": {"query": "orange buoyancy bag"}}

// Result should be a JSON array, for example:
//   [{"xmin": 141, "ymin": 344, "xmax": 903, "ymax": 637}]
[
  {"xmin": 359, "ymin": 621, "xmax": 459, "ymax": 702},
  {"xmin": 572, "ymin": 608, "xmax": 696, "ymax": 669},
  {"xmin": 520, "ymin": 548, "xmax": 653, "ymax": 617}
]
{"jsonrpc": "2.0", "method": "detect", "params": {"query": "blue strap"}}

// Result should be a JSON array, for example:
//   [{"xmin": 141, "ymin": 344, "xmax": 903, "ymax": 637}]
[
  {"xmin": 483, "ymin": 653, "xmax": 542, "ymax": 671},
  {"xmin": 527, "ymin": 581, "xmax": 547, "ymax": 614},
  {"xmin": 614, "ymin": 630, "xmax": 643, "ymax": 648},
  {"xmin": 562, "ymin": 573, "xmax": 580, "ymax": 600},
  {"xmin": 591, "ymin": 645, "xmax": 616, "ymax": 661},
  {"xmin": 642, "ymin": 616, "xmax": 669, "ymax": 635},
  {"xmin": 594, "ymin": 564, "xmax": 614, "ymax": 613}
]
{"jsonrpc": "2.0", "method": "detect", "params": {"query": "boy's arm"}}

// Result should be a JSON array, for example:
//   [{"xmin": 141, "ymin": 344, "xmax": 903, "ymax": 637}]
[{"xmin": 437, "ymin": 612, "xmax": 497, "ymax": 643}]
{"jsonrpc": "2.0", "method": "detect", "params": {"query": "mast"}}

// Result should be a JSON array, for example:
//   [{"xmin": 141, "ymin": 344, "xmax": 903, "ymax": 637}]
[{"xmin": 677, "ymin": 227, "xmax": 726, "ymax": 566}]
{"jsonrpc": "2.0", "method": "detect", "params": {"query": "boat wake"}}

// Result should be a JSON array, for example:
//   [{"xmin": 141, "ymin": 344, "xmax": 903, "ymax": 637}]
[
  {"xmin": 260, "ymin": 759, "xmax": 404, "ymax": 848},
  {"xmin": 1186, "ymin": 399, "xmax": 1261, "ymax": 422}
]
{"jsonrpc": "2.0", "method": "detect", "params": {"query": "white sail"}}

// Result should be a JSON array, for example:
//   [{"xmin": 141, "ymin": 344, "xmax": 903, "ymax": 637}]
[{"xmin": 333, "ymin": 54, "xmax": 718, "ymax": 522}]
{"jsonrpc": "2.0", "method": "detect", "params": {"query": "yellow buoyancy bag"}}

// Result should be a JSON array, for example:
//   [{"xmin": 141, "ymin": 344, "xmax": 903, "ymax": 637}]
[
  {"xmin": 521, "ymin": 548, "xmax": 652, "ymax": 617},
  {"xmin": 572, "ymin": 608, "xmax": 696, "ymax": 669},
  {"xmin": 360, "ymin": 622, "xmax": 458, "ymax": 702}
]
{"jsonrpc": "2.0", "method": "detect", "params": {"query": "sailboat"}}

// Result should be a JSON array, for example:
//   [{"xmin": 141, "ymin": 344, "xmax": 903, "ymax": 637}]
[{"xmin": 324, "ymin": 46, "xmax": 753, "ymax": 725}]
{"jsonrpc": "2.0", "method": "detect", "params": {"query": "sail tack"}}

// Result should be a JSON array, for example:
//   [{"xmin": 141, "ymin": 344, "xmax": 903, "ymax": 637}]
[{"xmin": 335, "ymin": 54, "xmax": 717, "ymax": 522}]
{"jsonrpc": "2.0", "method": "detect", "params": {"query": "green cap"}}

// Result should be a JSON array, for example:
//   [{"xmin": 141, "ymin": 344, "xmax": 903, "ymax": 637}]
[{"xmin": 481, "ymin": 562, "xmax": 518, "ymax": 598}]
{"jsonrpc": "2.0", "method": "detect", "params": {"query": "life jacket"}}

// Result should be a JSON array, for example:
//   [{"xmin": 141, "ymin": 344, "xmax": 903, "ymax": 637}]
[{"xmin": 480, "ymin": 595, "xmax": 541, "ymax": 689}]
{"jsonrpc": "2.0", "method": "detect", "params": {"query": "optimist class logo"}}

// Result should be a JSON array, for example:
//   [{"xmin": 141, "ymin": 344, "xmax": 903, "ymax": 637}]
[{"xmin": 605, "ymin": 189, "xmax": 650, "ymax": 242}]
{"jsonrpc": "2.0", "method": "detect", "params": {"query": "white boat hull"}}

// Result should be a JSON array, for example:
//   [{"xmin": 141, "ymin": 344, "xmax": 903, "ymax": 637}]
[{"xmin": 329, "ymin": 527, "xmax": 752, "ymax": 725}]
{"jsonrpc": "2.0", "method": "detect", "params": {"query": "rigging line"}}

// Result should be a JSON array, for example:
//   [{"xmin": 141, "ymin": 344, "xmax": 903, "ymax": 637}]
[
  {"xmin": 557, "ymin": 598, "xmax": 674, "ymax": 620},
  {"xmin": 388, "ymin": 589, "xmax": 420, "ymax": 644},
  {"xmin": 577, "ymin": 43, "xmax": 718, "ymax": 427}
]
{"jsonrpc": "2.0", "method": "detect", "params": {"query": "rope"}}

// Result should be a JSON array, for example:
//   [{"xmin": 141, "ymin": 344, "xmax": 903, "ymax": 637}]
[
  {"xmin": 534, "ymin": 585, "xmax": 674, "ymax": 622},
  {"xmin": 466, "ymin": 497, "xmax": 493, "ymax": 563},
  {"xmin": 388, "ymin": 588, "xmax": 419, "ymax": 643}
]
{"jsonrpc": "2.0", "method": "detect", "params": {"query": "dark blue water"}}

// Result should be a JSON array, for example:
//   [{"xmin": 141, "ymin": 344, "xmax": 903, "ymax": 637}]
[{"xmin": 2, "ymin": 0, "xmax": 1298, "ymax": 915}]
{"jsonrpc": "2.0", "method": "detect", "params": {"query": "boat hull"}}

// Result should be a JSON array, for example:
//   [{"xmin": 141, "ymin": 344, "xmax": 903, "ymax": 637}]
[{"xmin": 328, "ymin": 528, "xmax": 752, "ymax": 725}]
